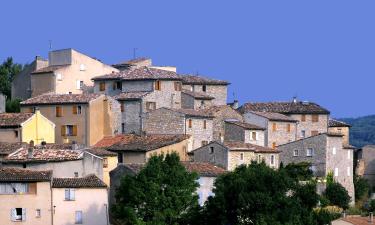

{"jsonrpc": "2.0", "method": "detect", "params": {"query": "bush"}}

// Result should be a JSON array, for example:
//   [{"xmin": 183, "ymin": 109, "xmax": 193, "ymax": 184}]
[
  {"xmin": 324, "ymin": 182, "xmax": 351, "ymax": 209},
  {"xmin": 368, "ymin": 199, "xmax": 375, "ymax": 212},
  {"xmin": 354, "ymin": 175, "xmax": 370, "ymax": 203},
  {"xmin": 319, "ymin": 196, "xmax": 330, "ymax": 208},
  {"xmin": 5, "ymin": 98, "xmax": 21, "ymax": 112},
  {"xmin": 313, "ymin": 208, "xmax": 341, "ymax": 225}
]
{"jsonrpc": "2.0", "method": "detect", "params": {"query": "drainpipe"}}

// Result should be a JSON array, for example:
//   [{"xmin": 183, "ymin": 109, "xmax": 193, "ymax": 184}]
[
  {"xmin": 104, "ymin": 203, "xmax": 109, "ymax": 225},
  {"xmin": 85, "ymin": 105, "xmax": 88, "ymax": 146},
  {"xmin": 51, "ymin": 180, "xmax": 54, "ymax": 225}
]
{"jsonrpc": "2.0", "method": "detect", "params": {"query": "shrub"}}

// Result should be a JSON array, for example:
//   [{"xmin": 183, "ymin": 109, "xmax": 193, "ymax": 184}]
[{"xmin": 324, "ymin": 182, "xmax": 351, "ymax": 209}]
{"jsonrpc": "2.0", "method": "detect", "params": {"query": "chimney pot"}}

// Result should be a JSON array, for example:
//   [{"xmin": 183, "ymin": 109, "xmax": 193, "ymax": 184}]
[{"xmin": 27, "ymin": 147, "xmax": 33, "ymax": 159}]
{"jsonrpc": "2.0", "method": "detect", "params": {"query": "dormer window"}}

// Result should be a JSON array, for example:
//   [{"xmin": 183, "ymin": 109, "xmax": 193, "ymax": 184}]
[{"xmin": 79, "ymin": 64, "xmax": 86, "ymax": 71}]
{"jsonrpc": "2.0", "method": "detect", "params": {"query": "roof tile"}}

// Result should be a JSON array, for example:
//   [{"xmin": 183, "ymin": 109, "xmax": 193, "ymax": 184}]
[
  {"xmin": 53, "ymin": 174, "xmax": 107, "ymax": 188},
  {"xmin": 21, "ymin": 93, "xmax": 102, "ymax": 105},
  {"xmin": 0, "ymin": 113, "xmax": 34, "ymax": 127},
  {"xmin": 0, "ymin": 167, "xmax": 52, "ymax": 182},
  {"xmin": 239, "ymin": 101, "xmax": 330, "ymax": 114}
]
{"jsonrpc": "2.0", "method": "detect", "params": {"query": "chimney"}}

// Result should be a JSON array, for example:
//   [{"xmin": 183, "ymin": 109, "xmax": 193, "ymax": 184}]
[
  {"xmin": 28, "ymin": 140, "xmax": 34, "ymax": 159},
  {"xmin": 292, "ymin": 96, "xmax": 298, "ymax": 104},
  {"xmin": 232, "ymin": 100, "xmax": 239, "ymax": 109},
  {"xmin": 41, "ymin": 141, "xmax": 47, "ymax": 147},
  {"xmin": 71, "ymin": 141, "xmax": 78, "ymax": 150}
]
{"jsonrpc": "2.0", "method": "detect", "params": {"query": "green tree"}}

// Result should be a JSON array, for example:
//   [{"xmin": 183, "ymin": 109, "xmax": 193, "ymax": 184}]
[
  {"xmin": 324, "ymin": 182, "xmax": 351, "ymax": 209},
  {"xmin": 6, "ymin": 98, "xmax": 21, "ymax": 112},
  {"xmin": 112, "ymin": 153, "xmax": 199, "ymax": 225},
  {"xmin": 0, "ymin": 57, "xmax": 23, "ymax": 99},
  {"xmin": 281, "ymin": 162, "xmax": 313, "ymax": 181},
  {"xmin": 354, "ymin": 175, "xmax": 369, "ymax": 203},
  {"xmin": 202, "ymin": 162, "xmax": 319, "ymax": 225}
]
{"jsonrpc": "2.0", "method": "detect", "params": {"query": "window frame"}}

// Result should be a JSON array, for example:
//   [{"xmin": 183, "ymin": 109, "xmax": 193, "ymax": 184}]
[
  {"xmin": 155, "ymin": 80, "xmax": 161, "ymax": 91},
  {"xmin": 65, "ymin": 188, "xmax": 75, "ymax": 201},
  {"xmin": 99, "ymin": 81, "xmax": 106, "ymax": 91},
  {"xmin": 75, "ymin": 210, "xmax": 83, "ymax": 224},
  {"xmin": 293, "ymin": 149, "xmax": 299, "ymax": 157},
  {"xmin": 306, "ymin": 148, "xmax": 314, "ymax": 157}
]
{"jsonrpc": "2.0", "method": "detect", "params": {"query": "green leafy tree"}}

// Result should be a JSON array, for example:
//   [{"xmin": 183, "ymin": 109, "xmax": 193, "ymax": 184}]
[
  {"xmin": 112, "ymin": 153, "xmax": 199, "ymax": 225},
  {"xmin": 354, "ymin": 175, "xmax": 369, "ymax": 203},
  {"xmin": 324, "ymin": 182, "xmax": 350, "ymax": 209},
  {"xmin": 201, "ymin": 162, "xmax": 319, "ymax": 225},
  {"xmin": 281, "ymin": 162, "xmax": 313, "ymax": 181},
  {"xmin": 0, "ymin": 57, "xmax": 23, "ymax": 99},
  {"xmin": 6, "ymin": 98, "xmax": 21, "ymax": 112}
]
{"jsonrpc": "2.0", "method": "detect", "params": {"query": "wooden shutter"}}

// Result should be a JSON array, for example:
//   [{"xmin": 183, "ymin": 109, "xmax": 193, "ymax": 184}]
[
  {"xmin": 301, "ymin": 114, "xmax": 306, "ymax": 122},
  {"xmin": 312, "ymin": 114, "xmax": 319, "ymax": 122},
  {"xmin": 121, "ymin": 103, "xmax": 124, "ymax": 112},
  {"xmin": 100, "ymin": 82, "xmax": 105, "ymax": 91},
  {"xmin": 311, "ymin": 130, "xmax": 319, "ymax": 136},
  {"xmin": 272, "ymin": 142, "xmax": 276, "ymax": 149},
  {"xmin": 155, "ymin": 80, "xmax": 161, "ymax": 90},
  {"xmin": 28, "ymin": 183, "xmax": 37, "ymax": 194},
  {"xmin": 56, "ymin": 106, "xmax": 62, "ymax": 117},
  {"xmin": 61, "ymin": 126, "xmax": 66, "ymax": 136},
  {"xmin": 287, "ymin": 124, "xmax": 291, "ymax": 132},
  {"xmin": 272, "ymin": 123, "xmax": 277, "ymax": 132},
  {"xmin": 22, "ymin": 208, "xmax": 26, "ymax": 221},
  {"xmin": 70, "ymin": 189, "xmax": 75, "ymax": 200},
  {"xmin": 72, "ymin": 106, "xmax": 77, "ymax": 114},
  {"xmin": 72, "ymin": 125, "xmax": 78, "ymax": 136},
  {"xmin": 203, "ymin": 120, "xmax": 207, "ymax": 129},
  {"xmin": 188, "ymin": 119, "xmax": 192, "ymax": 128},
  {"xmin": 11, "ymin": 209, "xmax": 16, "ymax": 221},
  {"xmin": 65, "ymin": 189, "xmax": 69, "ymax": 200}
]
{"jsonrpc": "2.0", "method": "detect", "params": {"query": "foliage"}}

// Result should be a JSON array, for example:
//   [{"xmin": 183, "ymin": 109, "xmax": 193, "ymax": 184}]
[
  {"xmin": 313, "ymin": 208, "xmax": 341, "ymax": 225},
  {"xmin": 368, "ymin": 199, "xmax": 375, "ymax": 212},
  {"xmin": 340, "ymin": 115, "xmax": 375, "ymax": 148},
  {"xmin": 319, "ymin": 195, "xmax": 330, "ymax": 208},
  {"xmin": 0, "ymin": 57, "xmax": 23, "ymax": 99},
  {"xmin": 326, "ymin": 171, "xmax": 334, "ymax": 186},
  {"xmin": 324, "ymin": 182, "xmax": 351, "ymax": 210},
  {"xmin": 112, "ymin": 153, "xmax": 199, "ymax": 225},
  {"xmin": 281, "ymin": 162, "xmax": 313, "ymax": 181},
  {"xmin": 5, "ymin": 98, "xmax": 21, "ymax": 112},
  {"xmin": 354, "ymin": 175, "xmax": 370, "ymax": 203},
  {"xmin": 346, "ymin": 206, "xmax": 364, "ymax": 215},
  {"xmin": 200, "ymin": 162, "xmax": 320, "ymax": 225}
]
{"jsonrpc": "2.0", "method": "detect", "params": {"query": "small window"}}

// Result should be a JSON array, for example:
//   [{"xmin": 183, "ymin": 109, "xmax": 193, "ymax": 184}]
[
  {"xmin": 121, "ymin": 103, "xmax": 124, "ymax": 112},
  {"xmin": 287, "ymin": 124, "xmax": 291, "ymax": 133},
  {"xmin": 62, "ymin": 125, "xmax": 77, "ymax": 136},
  {"xmin": 203, "ymin": 120, "xmax": 207, "ymax": 129},
  {"xmin": 257, "ymin": 154, "xmax": 262, "ymax": 163},
  {"xmin": 118, "ymin": 153, "xmax": 123, "ymax": 163},
  {"xmin": 209, "ymin": 147, "xmax": 214, "ymax": 154},
  {"xmin": 56, "ymin": 73, "xmax": 63, "ymax": 81},
  {"xmin": 202, "ymin": 85, "xmax": 207, "ymax": 92},
  {"xmin": 14, "ymin": 130, "xmax": 19, "ymax": 138},
  {"xmin": 11, "ymin": 208, "xmax": 25, "ymax": 222},
  {"xmin": 174, "ymin": 81, "xmax": 182, "ymax": 91},
  {"xmin": 36, "ymin": 209, "xmax": 41, "ymax": 218},
  {"xmin": 306, "ymin": 148, "xmax": 314, "ymax": 157},
  {"xmin": 188, "ymin": 119, "xmax": 192, "ymax": 128},
  {"xmin": 76, "ymin": 80, "xmax": 83, "ymax": 90},
  {"xmin": 311, "ymin": 130, "xmax": 319, "ymax": 136},
  {"xmin": 240, "ymin": 152, "xmax": 244, "ymax": 161},
  {"xmin": 74, "ymin": 172, "xmax": 79, "ymax": 178},
  {"xmin": 65, "ymin": 188, "xmax": 75, "ymax": 201},
  {"xmin": 73, "ymin": 105, "xmax": 82, "ymax": 115},
  {"xmin": 301, "ymin": 114, "xmax": 306, "ymax": 122},
  {"xmin": 332, "ymin": 147, "xmax": 336, "ymax": 155},
  {"xmin": 121, "ymin": 123, "xmax": 125, "ymax": 133},
  {"xmin": 251, "ymin": 132, "xmax": 257, "ymax": 141},
  {"xmin": 146, "ymin": 102, "xmax": 156, "ymax": 111},
  {"xmin": 56, "ymin": 106, "xmax": 63, "ymax": 117},
  {"xmin": 99, "ymin": 82, "xmax": 106, "ymax": 91},
  {"xmin": 103, "ymin": 157, "xmax": 108, "ymax": 168},
  {"xmin": 201, "ymin": 141, "xmax": 208, "ymax": 146},
  {"xmin": 334, "ymin": 168, "xmax": 339, "ymax": 177},
  {"xmin": 312, "ymin": 114, "xmax": 319, "ymax": 122},
  {"xmin": 301, "ymin": 130, "xmax": 306, "ymax": 138},
  {"xmin": 270, "ymin": 155, "xmax": 275, "ymax": 165},
  {"xmin": 155, "ymin": 80, "xmax": 161, "ymax": 90},
  {"xmin": 116, "ymin": 81, "xmax": 122, "ymax": 90},
  {"xmin": 272, "ymin": 123, "xmax": 277, "ymax": 132},
  {"xmin": 79, "ymin": 64, "xmax": 86, "ymax": 71},
  {"xmin": 75, "ymin": 211, "xmax": 83, "ymax": 224},
  {"xmin": 293, "ymin": 149, "xmax": 299, "ymax": 157}
]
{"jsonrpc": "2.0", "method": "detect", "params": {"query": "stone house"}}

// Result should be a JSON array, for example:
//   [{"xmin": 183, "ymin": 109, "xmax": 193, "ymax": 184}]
[
  {"xmin": 112, "ymin": 57, "xmax": 177, "ymax": 72},
  {"xmin": 179, "ymin": 74, "xmax": 229, "ymax": 106},
  {"xmin": 0, "ymin": 110, "xmax": 55, "ymax": 144},
  {"xmin": 20, "ymin": 93, "xmax": 121, "ymax": 146},
  {"xmin": 85, "ymin": 147, "xmax": 117, "ymax": 186},
  {"xmin": 328, "ymin": 118, "xmax": 351, "ymax": 146},
  {"xmin": 357, "ymin": 145, "xmax": 375, "ymax": 187},
  {"xmin": 200, "ymin": 105, "xmax": 244, "ymax": 142},
  {"xmin": 0, "ymin": 168, "xmax": 53, "ymax": 225},
  {"xmin": 52, "ymin": 175, "xmax": 109, "ymax": 225},
  {"xmin": 106, "ymin": 134, "xmax": 190, "ymax": 163},
  {"xmin": 241, "ymin": 110, "xmax": 298, "ymax": 148},
  {"xmin": 239, "ymin": 99, "xmax": 330, "ymax": 140},
  {"xmin": 181, "ymin": 89, "xmax": 214, "ymax": 110},
  {"xmin": 92, "ymin": 67, "xmax": 183, "ymax": 134},
  {"xmin": 3, "ymin": 143, "xmax": 104, "ymax": 179},
  {"xmin": 224, "ymin": 121, "xmax": 266, "ymax": 146},
  {"xmin": 278, "ymin": 133, "xmax": 355, "ymax": 201},
  {"xmin": 142, "ymin": 108, "xmax": 214, "ymax": 151},
  {"xmin": 0, "ymin": 92, "xmax": 6, "ymax": 113},
  {"xmin": 192, "ymin": 141, "xmax": 280, "ymax": 171}
]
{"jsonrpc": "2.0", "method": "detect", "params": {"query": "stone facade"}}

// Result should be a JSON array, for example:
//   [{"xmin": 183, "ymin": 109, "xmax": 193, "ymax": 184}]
[
  {"xmin": 289, "ymin": 114, "xmax": 329, "ymax": 139},
  {"xmin": 278, "ymin": 133, "xmax": 355, "ymax": 201},
  {"xmin": 0, "ymin": 93, "xmax": 5, "ymax": 113},
  {"xmin": 224, "ymin": 122, "xmax": 265, "ymax": 146},
  {"xmin": 181, "ymin": 92, "xmax": 213, "ymax": 110},
  {"xmin": 359, "ymin": 145, "xmax": 375, "ymax": 187},
  {"xmin": 121, "ymin": 100, "xmax": 142, "ymax": 134},
  {"xmin": 329, "ymin": 126, "xmax": 350, "ymax": 146},
  {"xmin": 182, "ymin": 84, "xmax": 227, "ymax": 106}
]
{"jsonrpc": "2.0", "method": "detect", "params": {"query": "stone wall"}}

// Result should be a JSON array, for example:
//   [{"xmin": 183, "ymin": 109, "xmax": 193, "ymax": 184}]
[
  {"xmin": 329, "ymin": 126, "xmax": 350, "ymax": 146},
  {"xmin": 142, "ymin": 108, "xmax": 185, "ymax": 135},
  {"xmin": 360, "ymin": 145, "xmax": 375, "ymax": 187},
  {"xmin": 289, "ymin": 114, "xmax": 329, "ymax": 139},
  {"xmin": 267, "ymin": 121, "xmax": 297, "ymax": 147},
  {"xmin": 192, "ymin": 142, "xmax": 228, "ymax": 169},
  {"xmin": 185, "ymin": 117, "xmax": 213, "ymax": 150},
  {"xmin": 142, "ymin": 80, "xmax": 181, "ymax": 110},
  {"xmin": 244, "ymin": 130, "xmax": 265, "ymax": 146},
  {"xmin": 211, "ymin": 106, "xmax": 244, "ymax": 141},
  {"xmin": 224, "ymin": 122, "xmax": 245, "ymax": 142},
  {"xmin": 122, "ymin": 100, "xmax": 142, "ymax": 134},
  {"xmin": 184, "ymin": 84, "xmax": 227, "ymax": 106},
  {"xmin": 0, "ymin": 93, "xmax": 5, "ymax": 113},
  {"xmin": 181, "ymin": 92, "xmax": 194, "ymax": 109}
]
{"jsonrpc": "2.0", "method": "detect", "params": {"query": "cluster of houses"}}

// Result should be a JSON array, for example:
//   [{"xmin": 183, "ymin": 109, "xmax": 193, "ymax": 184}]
[{"xmin": 0, "ymin": 48, "xmax": 364, "ymax": 225}]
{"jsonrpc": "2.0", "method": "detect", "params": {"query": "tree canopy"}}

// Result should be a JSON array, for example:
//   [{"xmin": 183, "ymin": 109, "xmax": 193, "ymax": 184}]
[{"xmin": 0, "ymin": 57, "xmax": 23, "ymax": 99}]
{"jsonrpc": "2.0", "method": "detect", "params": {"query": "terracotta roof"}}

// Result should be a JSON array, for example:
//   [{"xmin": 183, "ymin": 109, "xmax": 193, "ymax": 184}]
[
  {"xmin": 92, "ymin": 67, "xmax": 180, "ymax": 81},
  {"xmin": 108, "ymin": 134, "xmax": 189, "ymax": 152},
  {"xmin": 86, "ymin": 148, "xmax": 117, "ymax": 157},
  {"xmin": 168, "ymin": 108, "xmax": 214, "ymax": 118},
  {"xmin": 0, "ymin": 142, "xmax": 26, "ymax": 155},
  {"xmin": 5, "ymin": 148, "xmax": 84, "ymax": 163},
  {"xmin": 31, "ymin": 65, "xmax": 69, "ymax": 74},
  {"xmin": 53, "ymin": 174, "xmax": 107, "ymax": 188},
  {"xmin": 179, "ymin": 74, "xmax": 229, "ymax": 85},
  {"xmin": 239, "ymin": 101, "xmax": 330, "ymax": 114},
  {"xmin": 222, "ymin": 141, "xmax": 279, "ymax": 153},
  {"xmin": 21, "ymin": 93, "xmax": 102, "ymax": 105},
  {"xmin": 225, "ymin": 120, "xmax": 265, "ymax": 130},
  {"xmin": 0, "ymin": 167, "xmax": 52, "ymax": 182},
  {"xmin": 329, "ymin": 118, "xmax": 351, "ymax": 127},
  {"xmin": 181, "ymin": 89, "xmax": 214, "ymax": 100},
  {"xmin": 0, "ymin": 113, "xmax": 34, "ymax": 128},
  {"xmin": 94, "ymin": 135, "xmax": 132, "ymax": 148},
  {"xmin": 114, "ymin": 92, "xmax": 150, "ymax": 101},
  {"xmin": 246, "ymin": 111, "xmax": 298, "ymax": 122},
  {"xmin": 181, "ymin": 162, "xmax": 226, "ymax": 177}
]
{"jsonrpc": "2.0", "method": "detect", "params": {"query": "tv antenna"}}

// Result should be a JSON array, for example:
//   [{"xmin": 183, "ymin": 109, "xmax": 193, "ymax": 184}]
[{"xmin": 133, "ymin": 48, "xmax": 138, "ymax": 59}]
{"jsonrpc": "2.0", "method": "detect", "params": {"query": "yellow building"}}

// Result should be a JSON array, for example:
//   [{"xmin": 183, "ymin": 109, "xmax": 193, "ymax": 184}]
[{"xmin": 0, "ymin": 110, "xmax": 55, "ymax": 144}]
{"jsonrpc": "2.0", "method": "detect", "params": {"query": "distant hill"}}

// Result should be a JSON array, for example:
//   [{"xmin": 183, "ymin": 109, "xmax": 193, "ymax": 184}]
[{"xmin": 339, "ymin": 115, "xmax": 375, "ymax": 148}]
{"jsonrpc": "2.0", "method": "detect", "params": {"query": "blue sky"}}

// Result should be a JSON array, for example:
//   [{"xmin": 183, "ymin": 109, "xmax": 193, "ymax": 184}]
[{"xmin": 1, "ymin": 0, "xmax": 374, "ymax": 118}]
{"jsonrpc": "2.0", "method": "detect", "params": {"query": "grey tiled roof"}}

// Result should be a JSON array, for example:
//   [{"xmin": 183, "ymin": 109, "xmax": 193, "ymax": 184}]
[
  {"xmin": 328, "ymin": 119, "xmax": 351, "ymax": 127},
  {"xmin": 246, "ymin": 111, "xmax": 298, "ymax": 122},
  {"xmin": 222, "ymin": 141, "xmax": 279, "ymax": 153},
  {"xmin": 239, "ymin": 101, "xmax": 330, "ymax": 114},
  {"xmin": 181, "ymin": 89, "xmax": 214, "ymax": 100},
  {"xmin": 0, "ymin": 167, "xmax": 52, "ymax": 182},
  {"xmin": 181, "ymin": 162, "xmax": 226, "ymax": 177},
  {"xmin": 52, "ymin": 174, "xmax": 107, "ymax": 188},
  {"xmin": 168, "ymin": 108, "xmax": 214, "ymax": 118},
  {"xmin": 92, "ymin": 67, "xmax": 180, "ymax": 81},
  {"xmin": 225, "ymin": 121, "xmax": 265, "ymax": 130},
  {"xmin": 5, "ymin": 147, "xmax": 84, "ymax": 163},
  {"xmin": 21, "ymin": 93, "xmax": 102, "ymax": 105},
  {"xmin": 0, "ymin": 113, "xmax": 34, "ymax": 128},
  {"xmin": 114, "ymin": 92, "xmax": 150, "ymax": 101},
  {"xmin": 179, "ymin": 74, "xmax": 229, "ymax": 85}
]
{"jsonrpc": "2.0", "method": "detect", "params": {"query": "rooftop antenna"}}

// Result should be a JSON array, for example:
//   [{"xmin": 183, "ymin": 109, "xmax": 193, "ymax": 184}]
[
  {"xmin": 232, "ymin": 92, "xmax": 236, "ymax": 100},
  {"xmin": 292, "ymin": 94, "xmax": 298, "ymax": 103},
  {"xmin": 133, "ymin": 48, "xmax": 138, "ymax": 59},
  {"xmin": 49, "ymin": 40, "xmax": 52, "ymax": 50}
]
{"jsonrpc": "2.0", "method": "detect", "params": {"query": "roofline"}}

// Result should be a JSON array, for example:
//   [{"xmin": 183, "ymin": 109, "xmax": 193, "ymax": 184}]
[
  {"xmin": 277, "ymin": 132, "xmax": 343, "ymax": 147},
  {"xmin": 244, "ymin": 111, "xmax": 298, "ymax": 123},
  {"xmin": 224, "ymin": 121, "xmax": 266, "ymax": 130}
]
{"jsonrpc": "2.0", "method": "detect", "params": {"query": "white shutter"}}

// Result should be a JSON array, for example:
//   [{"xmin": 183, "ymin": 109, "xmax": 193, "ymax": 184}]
[
  {"xmin": 11, "ymin": 209, "xmax": 16, "ymax": 221},
  {"xmin": 76, "ymin": 80, "xmax": 81, "ymax": 90},
  {"xmin": 255, "ymin": 132, "xmax": 259, "ymax": 141},
  {"xmin": 65, "ymin": 189, "xmax": 69, "ymax": 200},
  {"xmin": 334, "ymin": 168, "xmax": 339, "ymax": 177},
  {"xmin": 22, "ymin": 208, "xmax": 26, "ymax": 221},
  {"xmin": 70, "ymin": 189, "xmax": 75, "ymax": 200}
]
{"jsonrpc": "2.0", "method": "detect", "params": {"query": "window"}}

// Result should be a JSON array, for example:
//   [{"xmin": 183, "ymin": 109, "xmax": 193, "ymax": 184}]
[
  {"xmin": 312, "ymin": 114, "xmax": 319, "ymax": 122},
  {"xmin": 75, "ymin": 211, "xmax": 83, "ymax": 224},
  {"xmin": 174, "ymin": 81, "xmax": 182, "ymax": 91},
  {"xmin": 311, "ymin": 130, "xmax": 319, "ymax": 136},
  {"xmin": 201, "ymin": 141, "xmax": 208, "ymax": 146},
  {"xmin": 146, "ymin": 102, "xmax": 156, "ymax": 111},
  {"xmin": 79, "ymin": 64, "xmax": 86, "ymax": 71},
  {"xmin": 155, "ymin": 80, "xmax": 161, "ymax": 90},
  {"xmin": 73, "ymin": 105, "xmax": 82, "ymax": 115},
  {"xmin": 116, "ymin": 81, "xmax": 122, "ymax": 90},
  {"xmin": 76, "ymin": 80, "xmax": 83, "ymax": 90},
  {"xmin": 61, "ymin": 125, "xmax": 77, "ymax": 136},
  {"xmin": 65, "ymin": 188, "xmax": 75, "ymax": 201},
  {"xmin": 209, "ymin": 147, "xmax": 214, "ymax": 154},
  {"xmin": 272, "ymin": 123, "xmax": 277, "ymax": 132},
  {"xmin": 121, "ymin": 123, "xmax": 125, "ymax": 133},
  {"xmin": 11, "ymin": 208, "xmax": 25, "ymax": 222},
  {"xmin": 202, "ymin": 85, "xmax": 207, "ymax": 92},
  {"xmin": 272, "ymin": 142, "xmax": 276, "ymax": 149},
  {"xmin": 203, "ymin": 120, "xmax": 207, "ymax": 129},
  {"xmin": 306, "ymin": 148, "xmax": 314, "ymax": 157},
  {"xmin": 332, "ymin": 147, "xmax": 336, "ymax": 155},
  {"xmin": 301, "ymin": 114, "xmax": 306, "ymax": 122},
  {"xmin": 240, "ymin": 153, "xmax": 244, "ymax": 161},
  {"xmin": 293, "ymin": 149, "xmax": 299, "ymax": 157},
  {"xmin": 121, "ymin": 103, "xmax": 124, "ymax": 112},
  {"xmin": 270, "ymin": 155, "xmax": 275, "ymax": 166},
  {"xmin": 103, "ymin": 157, "xmax": 108, "ymax": 168},
  {"xmin": 301, "ymin": 130, "xmax": 306, "ymax": 138},
  {"xmin": 56, "ymin": 73, "xmax": 63, "ymax": 81},
  {"xmin": 28, "ymin": 107, "xmax": 35, "ymax": 113},
  {"xmin": 188, "ymin": 119, "xmax": 192, "ymax": 128},
  {"xmin": 14, "ymin": 130, "xmax": 19, "ymax": 138},
  {"xmin": 251, "ymin": 132, "xmax": 257, "ymax": 141},
  {"xmin": 287, "ymin": 124, "xmax": 291, "ymax": 133},
  {"xmin": 56, "ymin": 106, "xmax": 63, "ymax": 117},
  {"xmin": 0, "ymin": 183, "xmax": 29, "ymax": 194},
  {"xmin": 99, "ymin": 82, "xmax": 105, "ymax": 91},
  {"xmin": 74, "ymin": 172, "xmax": 79, "ymax": 178},
  {"xmin": 257, "ymin": 154, "xmax": 262, "ymax": 163},
  {"xmin": 334, "ymin": 168, "xmax": 339, "ymax": 177},
  {"xmin": 36, "ymin": 209, "xmax": 41, "ymax": 218},
  {"xmin": 118, "ymin": 153, "xmax": 123, "ymax": 163},
  {"xmin": 347, "ymin": 167, "xmax": 351, "ymax": 176}
]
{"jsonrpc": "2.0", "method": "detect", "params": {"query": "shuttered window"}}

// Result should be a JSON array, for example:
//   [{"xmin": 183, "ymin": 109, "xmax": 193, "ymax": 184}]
[
  {"xmin": 272, "ymin": 123, "xmax": 277, "ymax": 132},
  {"xmin": 174, "ymin": 81, "xmax": 182, "ymax": 91},
  {"xmin": 203, "ymin": 120, "xmax": 207, "ymax": 129},
  {"xmin": 99, "ymin": 82, "xmax": 105, "ymax": 91},
  {"xmin": 287, "ymin": 124, "xmax": 291, "ymax": 132},
  {"xmin": 146, "ymin": 102, "xmax": 156, "ymax": 111},
  {"xmin": 188, "ymin": 119, "xmax": 192, "ymax": 128},
  {"xmin": 75, "ymin": 211, "xmax": 83, "ymax": 224},
  {"xmin": 301, "ymin": 114, "xmax": 306, "ymax": 122},
  {"xmin": 121, "ymin": 103, "xmax": 124, "ymax": 112},
  {"xmin": 61, "ymin": 126, "xmax": 66, "ymax": 136},
  {"xmin": 312, "ymin": 114, "xmax": 319, "ymax": 122},
  {"xmin": 251, "ymin": 132, "xmax": 257, "ymax": 141},
  {"xmin": 72, "ymin": 125, "xmax": 78, "ymax": 136},
  {"xmin": 155, "ymin": 80, "xmax": 161, "ymax": 90},
  {"xmin": 272, "ymin": 142, "xmax": 276, "ymax": 149},
  {"xmin": 61, "ymin": 125, "xmax": 77, "ymax": 136},
  {"xmin": 11, "ymin": 208, "xmax": 26, "ymax": 222},
  {"xmin": 65, "ymin": 188, "xmax": 75, "ymax": 201},
  {"xmin": 311, "ymin": 130, "xmax": 319, "ymax": 136},
  {"xmin": 56, "ymin": 106, "xmax": 62, "ymax": 117},
  {"xmin": 72, "ymin": 106, "xmax": 77, "ymax": 114}
]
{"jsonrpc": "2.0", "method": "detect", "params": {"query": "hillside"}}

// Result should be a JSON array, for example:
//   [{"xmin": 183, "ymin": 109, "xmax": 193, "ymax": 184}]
[{"xmin": 340, "ymin": 115, "xmax": 375, "ymax": 148}]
